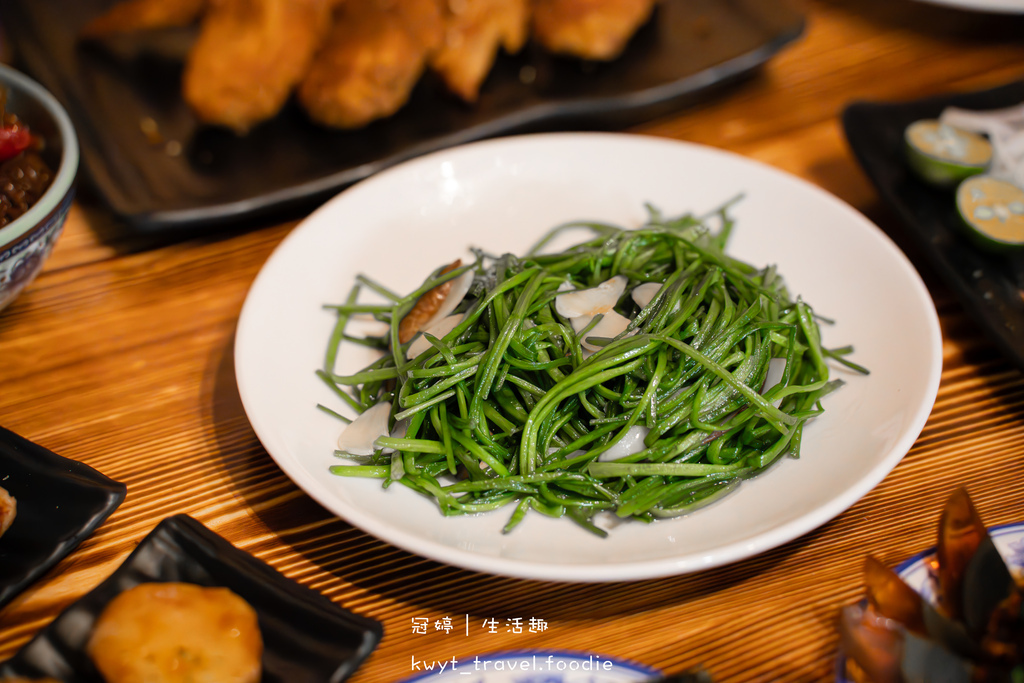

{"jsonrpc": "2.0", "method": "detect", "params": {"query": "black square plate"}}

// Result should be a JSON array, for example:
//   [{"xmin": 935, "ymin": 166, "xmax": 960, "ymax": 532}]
[
  {"xmin": 0, "ymin": 514, "xmax": 384, "ymax": 682},
  {"xmin": 1, "ymin": 0, "xmax": 803, "ymax": 235},
  {"xmin": 842, "ymin": 81, "xmax": 1024, "ymax": 373},
  {"xmin": 0, "ymin": 426, "xmax": 126, "ymax": 610}
]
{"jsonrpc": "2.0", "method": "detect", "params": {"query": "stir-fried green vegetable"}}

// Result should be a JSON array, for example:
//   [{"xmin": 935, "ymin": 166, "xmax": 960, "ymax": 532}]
[{"xmin": 319, "ymin": 203, "xmax": 866, "ymax": 536}]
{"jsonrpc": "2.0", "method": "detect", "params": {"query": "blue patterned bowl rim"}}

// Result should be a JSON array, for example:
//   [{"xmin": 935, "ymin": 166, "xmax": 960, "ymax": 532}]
[
  {"xmin": 0, "ymin": 63, "xmax": 79, "ymax": 247},
  {"xmin": 835, "ymin": 520, "xmax": 1024, "ymax": 682},
  {"xmin": 894, "ymin": 520, "xmax": 1024, "ymax": 576}
]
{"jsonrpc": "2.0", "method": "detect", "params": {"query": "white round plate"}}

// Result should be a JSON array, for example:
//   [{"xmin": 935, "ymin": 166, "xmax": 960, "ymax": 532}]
[
  {"xmin": 235, "ymin": 132, "xmax": 942, "ymax": 582},
  {"xmin": 399, "ymin": 651, "xmax": 659, "ymax": 683},
  {"xmin": 912, "ymin": 0, "xmax": 1024, "ymax": 12}
]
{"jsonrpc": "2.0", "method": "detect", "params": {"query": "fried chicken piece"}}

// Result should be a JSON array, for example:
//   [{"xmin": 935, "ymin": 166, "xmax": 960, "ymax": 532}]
[
  {"xmin": 298, "ymin": 0, "xmax": 443, "ymax": 128},
  {"xmin": 0, "ymin": 485, "xmax": 15, "ymax": 538},
  {"xmin": 81, "ymin": 0, "xmax": 207, "ymax": 37},
  {"xmin": 183, "ymin": 0, "xmax": 335, "ymax": 133},
  {"xmin": 430, "ymin": 0, "xmax": 530, "ymax": 102},
  {"xmin": 88, "ymin": 582, "xmax": 262, "ymax": 683},
  {"xmin": 397, "ymin": 0, "xmax": 446, "ymax": 52},
  {"xmin": 531, "ymin": 0, "xmax": 656, "ymax": 60}
]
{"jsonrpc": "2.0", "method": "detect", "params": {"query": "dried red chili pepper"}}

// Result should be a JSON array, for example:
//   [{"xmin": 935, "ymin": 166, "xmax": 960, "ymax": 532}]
[{"xmin": 0, "ymin": 124, "xmax": 32, "ymax": 162}]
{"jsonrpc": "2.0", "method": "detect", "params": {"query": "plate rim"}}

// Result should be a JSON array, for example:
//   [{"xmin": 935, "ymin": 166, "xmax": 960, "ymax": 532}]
[
  {"xmin": 911, "ymin": 0, "xmax": 1024, "ymax": 13},
  {"xmin": 235, "ymin": 131, "xmax": 943, "ymax": 582}
]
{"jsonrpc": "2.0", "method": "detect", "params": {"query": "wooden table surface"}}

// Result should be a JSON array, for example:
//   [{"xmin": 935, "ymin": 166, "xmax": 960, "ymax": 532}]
[{"xmin": 3, "ymin": 0, "xmax": 1024, "ymax": 680}]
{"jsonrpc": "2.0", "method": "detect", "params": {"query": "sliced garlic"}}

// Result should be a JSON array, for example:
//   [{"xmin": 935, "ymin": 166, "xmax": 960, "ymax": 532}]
[
  {"xmin": 380, "ymin": 418, "xmax": 409, "ymax": 454},
  {"xmin": 555, "ymin": 275, "xmax": 627, "ymax": 318},
  {"xmin": 597, "ymin": 425, "xmax": 650, "ymax": 462},
  {"xmin": 406, "ymin": 313, "xmax": 465, "ymax": 359},
  {"xmin": 631, "ymin": 282, "xmax": 662, "ymax": 309},
  {"xmin": 571, "ymin": 309, "xmax": 632, "ymax": 351},
  {"xmin": 337, "ymin": 401, "xmax": 391, "ymax": 456},
  {"xmin": 421, "ymin": 269, "xmax": 474, "ymax": 333},
  {"xmin": 548, "ymin": 447, "xmax": 586, "ymax": 460},
  {"xmin": 761, "ymin": 358, "xmax": 788, "ymax": 408}
]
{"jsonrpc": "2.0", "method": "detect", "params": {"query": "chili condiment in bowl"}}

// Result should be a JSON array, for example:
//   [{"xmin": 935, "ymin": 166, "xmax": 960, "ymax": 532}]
[{"xmin": 0, "ymin": 63, "xmax": 78, "ymax": 313}]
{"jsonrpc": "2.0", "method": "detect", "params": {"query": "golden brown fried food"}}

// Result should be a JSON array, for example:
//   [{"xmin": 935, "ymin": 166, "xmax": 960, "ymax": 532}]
[
  {"xmin": 397, "ymin": 0, "xmax": 446, "ymax": 53},
  {"xmin": 531, "ymin": 0, "xmax": 656, "ymax": 60},
  {"xmin": 81, "ymin": 0, "xmax": 207, "ymax": 37},
  {"xmin": 430, "ymin": 0, "xmax": 530, "ymax": 102},
  {"xmin": 183, "ymin": 0, "xmax": 334, "ymax": 133},
  {"xmin": 298, "ymin": 0, "xmax": 443, "ymax": 128},
  {"xmin": 0, "ymin": 485, "xmax": 15, "ymax": 538},
  {"xmin": 88, "ymin": 582, "xmax": 262, "ymax": 683}
]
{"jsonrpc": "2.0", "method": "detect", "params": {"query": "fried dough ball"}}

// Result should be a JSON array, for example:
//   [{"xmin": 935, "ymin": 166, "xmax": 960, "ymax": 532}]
[
  {"xmin": 87, "ymin": 582, "xmax": 262, "ymax": 683},
  {"xmin": 0, "ymin": 485, "xmax": 15, "ymax": 539}
]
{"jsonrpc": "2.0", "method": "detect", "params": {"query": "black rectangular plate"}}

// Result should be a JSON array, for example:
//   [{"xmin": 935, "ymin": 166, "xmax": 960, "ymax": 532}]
[
  {"xmin": 842, "ymin": 81, "xmax": 1024, "ymax": 373},
  {"xmin": 1, "ymin": 0, "xmax": 803, "ymax": 235},
  {"xmin": 0, "ymin": 514, "xmax": 384, "ymax": 682},
  {"xmin": 0, "ymin": 426, "xmax": 126, "ymax": 611}
]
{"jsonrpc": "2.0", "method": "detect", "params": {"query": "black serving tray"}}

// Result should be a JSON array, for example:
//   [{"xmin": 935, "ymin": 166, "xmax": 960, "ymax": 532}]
[
  {"xmin": 0, "ymin": 0, "xmax": 804, "ymax": 235},
  {"xmin": 0, "ymin": 514, "xmax": 384, "ymax": 682},
  {"xmin": 843, "ymin": 81, "xmax": 1024, "ymax": 373},
  {"xmin": 0, "ymin": 426, "xmax": 126, "ymax": 611}
]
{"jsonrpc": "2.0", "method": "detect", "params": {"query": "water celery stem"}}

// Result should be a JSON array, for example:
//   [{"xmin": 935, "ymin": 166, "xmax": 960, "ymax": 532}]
[{"xmin": 322, "ymin": 200, "xmax": 860, "ymax": 534}]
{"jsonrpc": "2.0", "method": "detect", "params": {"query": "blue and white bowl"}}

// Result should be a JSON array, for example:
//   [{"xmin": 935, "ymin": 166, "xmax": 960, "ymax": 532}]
[{"xmin": 0, "ymin": 63, "xmax": 78, "ymax": 313}]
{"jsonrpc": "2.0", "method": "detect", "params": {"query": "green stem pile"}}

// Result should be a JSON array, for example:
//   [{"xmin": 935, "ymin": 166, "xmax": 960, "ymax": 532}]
[{"xmin": 319, "ymin": 203, "xmax": 865, "ymax": 536}]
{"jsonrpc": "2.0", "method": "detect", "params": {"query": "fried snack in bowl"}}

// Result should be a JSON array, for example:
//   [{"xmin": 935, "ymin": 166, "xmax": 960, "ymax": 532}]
[
  {"xmin": 430, "ymin": 0, "xmax": 530, "ymax": 102},
  {"xmin": 87, "ymin": 582, "xmax": 263, "ymax": 683},
  {"xmin": 0, "ymin": 486, "xmax": 15, "ymax": 538},
  {"xmin": 298, "ymin": 0, "xmax": 443, "ymax": 129},
  {"xmin": 532, "ymin": 0, "xmax": 658, "ymax": 60},
  {"xmin": 83, "ymin": 0, "xmax": 658, "ymax": 128},
  {"xmin": 183, "ymin": 0, "xmax": 335, "ymax": 133}
]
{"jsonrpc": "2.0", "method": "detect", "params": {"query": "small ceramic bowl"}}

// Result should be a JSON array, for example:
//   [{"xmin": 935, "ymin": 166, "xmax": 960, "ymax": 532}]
[{"xmin": 0, "ymin": 63, "xmax": 79, "ymax": 313}]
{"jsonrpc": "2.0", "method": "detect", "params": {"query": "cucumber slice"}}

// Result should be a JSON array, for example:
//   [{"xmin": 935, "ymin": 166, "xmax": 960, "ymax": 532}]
[
  {"xmin": 905, "ymin": 119, "xmax": 992, "ymax": 188},
  {"xmin": 955, "ymin": 175, "xmax": 1024, "ymax": 252}
]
